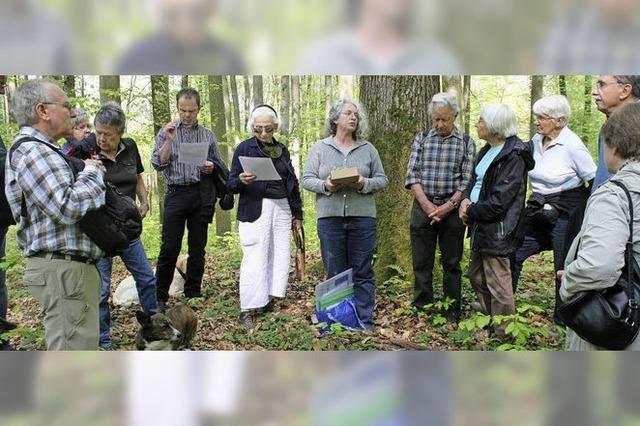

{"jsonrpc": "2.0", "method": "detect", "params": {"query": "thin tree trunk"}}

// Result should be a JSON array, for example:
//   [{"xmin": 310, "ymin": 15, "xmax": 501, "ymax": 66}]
[
  {"xmin": 222, "ymin": 76, "xmax": 232, "ymax": 137},
  {"xmin": 181, "ymin": 75, "xmax": 189, "ymax": 88},
  {"xmin": 442, "ymin": 75, "xmax": 464, "ymax": 132},
  {"xmin": 463, "ymin": 75, "xmax": 471, "ymax": 135},
  {"xmin": 530, "ymin": 75, "xmax": 544, "ymax": 140},
  {"xmin": 229, "ymin": 76, "xmax": 242, "ymax": 133},
  {"xmin": 582, "ymin": 75, "xmax": 593, "ymax": 144},
  {"xmin": 99, "ymin": 75, "xmax": 121, "ymax": 105},
  {"xmin": 63, "ymin": 75, "xmax": 76, "ymax": 99},
  {"xmin": 325, "ymin": 75, "xmax": 333, "ymax": 115},
  {"xmin": 252, "ymin": 75, "xmax": 264, "ymax": 105},
  {"xmin": 280, "ymin": 76, "xmax": 290, "ymax": 138},
  {"xmin": 291, "ymin": 76, "xmax": 302, "ymax": 179},
  {"xmin": 150, "ymin": 75, "xmax": 171, "ymax": 220},
  {"xmin": 208, "ymin": 76, "xmax": 232, "ymax": 235},
  {"xmin": 359, "ymin": 76, "xmax": 440, "ymax": 280},
  {"xmin": 559, "ymin": 75, "xmax": 567, "ymax": 96}
]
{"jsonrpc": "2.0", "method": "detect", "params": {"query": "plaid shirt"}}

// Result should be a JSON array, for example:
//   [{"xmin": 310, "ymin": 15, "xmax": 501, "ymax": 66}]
[
  {"xmin": 5, "ymin": 127, "xmax": 106, "ymax": 259},
  {"xmin": 405, "ymin": 127, "xmax": 476, "ymax": 197},
  {"xmin": 151, "ymin": 121, "xmax": 221, "ymax": 186}
]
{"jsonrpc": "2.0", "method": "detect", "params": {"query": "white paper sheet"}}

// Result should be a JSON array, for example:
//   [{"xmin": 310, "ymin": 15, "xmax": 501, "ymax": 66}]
[
  {"xmin": 238, "ymin": 156, "xmax": 281, "ymax": 181},
  {"xmin": 178, "ymin": 142, "xmax": 209, "ymax": 166}
]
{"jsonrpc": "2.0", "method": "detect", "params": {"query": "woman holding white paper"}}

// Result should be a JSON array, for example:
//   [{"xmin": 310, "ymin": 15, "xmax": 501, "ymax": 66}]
[
  {"xmin": 227, "ymin": 105, "xmax": 303, "ymax": 329},
  {"xmin": 302, "ymin": 98, "xmax": 388, "ymax": 329}
]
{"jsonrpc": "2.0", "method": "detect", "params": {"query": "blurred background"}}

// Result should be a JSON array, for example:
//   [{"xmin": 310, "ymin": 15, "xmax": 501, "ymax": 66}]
[
  {"xmin": 2, "ymin": 352, "xmax": 640, "ymax": 425},
  {"xmin": 1, "ymin": 0, "xmax": 640, "ymax": 74}
]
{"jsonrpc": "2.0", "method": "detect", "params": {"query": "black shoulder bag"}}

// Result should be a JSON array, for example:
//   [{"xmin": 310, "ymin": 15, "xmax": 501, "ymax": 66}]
[{"xmin": 557, "ymin": 180, "xmax": 640, "ymax": 350}]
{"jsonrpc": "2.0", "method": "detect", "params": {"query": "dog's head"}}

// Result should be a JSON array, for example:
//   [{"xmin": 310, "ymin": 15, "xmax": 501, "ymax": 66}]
[{"xmin": 135, "ymin": 311, "xmax": 181, "ymax": 351}]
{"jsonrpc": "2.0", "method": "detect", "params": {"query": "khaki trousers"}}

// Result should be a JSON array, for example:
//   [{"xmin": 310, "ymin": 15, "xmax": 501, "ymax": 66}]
[
  {"xmin": 468, "ymin": 250, "xmax": 515, "ymax": 336},
  {"xmin": 24, "ymin": 256, "xmax": 101, "ymax": 350}
]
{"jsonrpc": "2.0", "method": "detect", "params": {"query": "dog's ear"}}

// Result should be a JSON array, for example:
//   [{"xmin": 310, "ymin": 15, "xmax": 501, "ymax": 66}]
[{"xmin": 135, "ymin": 310, "xmax": 152, "ymax": 326}]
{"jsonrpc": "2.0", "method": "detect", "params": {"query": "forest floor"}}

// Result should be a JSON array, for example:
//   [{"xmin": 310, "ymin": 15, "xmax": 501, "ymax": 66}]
[{"xmin": 4, "ymin": 233, "xmax": 565, "ymax": 351}]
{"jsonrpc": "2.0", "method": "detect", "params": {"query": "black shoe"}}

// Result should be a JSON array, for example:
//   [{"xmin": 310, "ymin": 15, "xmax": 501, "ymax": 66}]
[
  {"xmin": 239, "ymin": 311, "xmax": 255, "ymax": 330},
  {"xmin": 158, "ymin": 300, "xmax": 167, "ymax": 313},
  {"xmin": 0, "ymin": 317, "xmax": 17, "ymax": 332}
]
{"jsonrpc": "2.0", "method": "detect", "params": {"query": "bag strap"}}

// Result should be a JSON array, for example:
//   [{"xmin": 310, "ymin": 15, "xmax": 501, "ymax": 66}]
[
  {"xmin": 610, "ymin": 180, "xmax": 638, "ymax": 307},
  {"xmin": 9, "ymin": 136, "xmax": 74, "ymax": 218}
]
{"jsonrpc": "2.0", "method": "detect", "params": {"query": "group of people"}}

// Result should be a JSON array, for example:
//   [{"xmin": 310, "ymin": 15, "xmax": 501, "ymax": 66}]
[{"xmin": 1, "ymin": 75, "xmax": 639, "ymax": 351}]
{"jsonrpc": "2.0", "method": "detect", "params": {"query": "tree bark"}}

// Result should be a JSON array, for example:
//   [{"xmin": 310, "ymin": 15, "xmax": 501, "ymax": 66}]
[
  {"xmin": 99, "ymin": 75, "xmax": 121, "ymax": 105},
  {"xmin": 291, "ymin": 76, "xmax": 302, "ymax": 178},
  {"xmin": 252, "ymin": 75, "xmax": 264, "ymax": 105},
  {"xmin": 463, "ymin": 75, "xmax": 471, "ymax": 135},
  {"xmin": 181, "ymin": 75, "xmax": 189, "ymax": 89},
  {"xmin": 150, "ymin": 75, "xmax": 171, "ymax": 220},
  {"xmin": 209, "ymin": 76, "xmax": 232, "ymax": 235},
  {"xmin": 280, "ymin": 76, "xmax": 291, "ymax": 138},
  {"xmin": 442, "ymin": 75, "xmax": 464, "ymax": 132},
  {"xmin": 529, "ymin": 75, "xmax": 544, "ymax": 140},
  {"xmin": 222, "ymin": 76, "xmax": 232, "ymax": 136},
  {"xmin": 63, "ymin": 75, "xmax": 76, "ymax": 99},
  {"xmin": 582, "ymin": 75, "xmax": 593, "ymax": 143},
  {"xmin": 229, "ymin": 76, "xmax": 242, "ymax": 133},
  {"xmin": 558, "ymin": 75, "xmax": 567, "ymax": 96},
  {"xmin": 359, "ymin": 75, "xmax": 440, "ymax": 280},
  {"xmin": 325, "ymin": 75, "xmax": 333, "ymax": 115}
]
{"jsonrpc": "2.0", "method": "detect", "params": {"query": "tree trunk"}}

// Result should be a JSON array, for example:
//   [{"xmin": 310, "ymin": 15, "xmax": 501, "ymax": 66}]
[
  {"xmin": 280, "ymin": 76, "xmax": 290, "ymax": 138},
  {"xmin": 338, "ymin": 75, "xmax": 354, "ymax": 99},
  {"xmin": 209, "ymin": 76, "xmax": 232, "ymax": 236},
  {"xmin": 242, "ymin": 76, "xmax": 251, "ymax": 117},
  {"xmin": 325, "ymin": 75, "xmax": 333, "ymax": 115},
  {"xmin": 582, "ymin": 75, "xmax": 593, "ymax": 143},
  {"xmin": 529, "ymin": 75, "xmax": 544, "ymax": 140},
  {"xmin": 222, "ymin": 76, "xmax": 233, "ymax": 137},
  {"xmin": 150, "ymin": 75, "xmax": 171, "ymax": 220},
  {"xmin": 181, "ymin": 75, "xmax": 189, "ymax": 88},
  {"xmin": 252, "ymin": 75, "xmax": 264, "ymax": 105},
  {"xmin": 442, "ymin": 75, "xmax": 464, "ymax": 132},
  {"xmin": 359, "ymin": 76, "xmax": 440, "ymax": 280},
  {"xmin": 463, "ymin": 75, "xmax": 471, "ymax": 135},
  {"xmin": 291, "ymin": 76, "xmax": 302, "ymax": 178},
  {"xmin": 229, "ymin": 75, "xmax": 242, "ymax": 133},
  {"xmin": 63, "ymin": 75, "xmax": 76, "ymax": 99},
  {"xmin": 99, "ymin": 75, "xmax": 121, "ymax": 105},
  {"xmin": 558, "ymin": 75, "xmax": 567, "ymax": 96}
]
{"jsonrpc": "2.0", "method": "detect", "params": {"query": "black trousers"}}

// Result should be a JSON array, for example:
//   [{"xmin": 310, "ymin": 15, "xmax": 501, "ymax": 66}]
[
  {"xmin": 155, "ymin": 185, "xmax": 209, "ymax": 302},
  {"xmin": 410, "ymin": 201, "xmax": 466, "ymax": 311}
]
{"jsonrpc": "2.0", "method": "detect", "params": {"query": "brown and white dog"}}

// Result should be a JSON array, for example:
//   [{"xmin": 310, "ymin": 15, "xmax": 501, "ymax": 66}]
[{"xmin": 135, "ymin": 304, "xmax": 198, "ymax": 350}]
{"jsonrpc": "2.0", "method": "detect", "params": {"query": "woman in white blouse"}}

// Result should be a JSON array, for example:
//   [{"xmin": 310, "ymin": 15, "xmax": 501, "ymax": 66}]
[{"xmin": 511, "ymin": 95, "xmax": 596, "ymax": 326}]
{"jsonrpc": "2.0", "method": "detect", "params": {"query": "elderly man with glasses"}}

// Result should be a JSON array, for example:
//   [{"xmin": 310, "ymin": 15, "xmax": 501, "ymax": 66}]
[{"xmin": 5, "ymin": 79, "xmax": 106, "ymax": 350}]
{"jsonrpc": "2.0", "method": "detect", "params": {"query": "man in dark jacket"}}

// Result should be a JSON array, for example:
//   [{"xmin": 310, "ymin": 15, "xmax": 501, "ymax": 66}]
[{"xmin": 459, "ymin": 103, "xmax": 535, "ymax": 337}]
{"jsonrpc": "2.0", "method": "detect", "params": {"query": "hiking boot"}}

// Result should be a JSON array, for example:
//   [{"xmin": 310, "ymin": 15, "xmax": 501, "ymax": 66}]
[
  {"xmin": 239, "ymin": 311, "xmax": 256, "ymax": 330},
  {"xmin": 158, "ymin": 300, "xmax": 167, "ymax": 313}
]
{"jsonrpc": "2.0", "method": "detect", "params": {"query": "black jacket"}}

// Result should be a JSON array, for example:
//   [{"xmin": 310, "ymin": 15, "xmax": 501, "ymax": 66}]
[
  {"xmin": 0, "ymin": 137, "xmax": 15, "ymax": 228},
  {"xmin": 227, "ymin": 137, "xmax": 303, "ymax": 223},
  {"xmin": 465, "ymin": 136, "xmax": 535, "ymax": 256}
]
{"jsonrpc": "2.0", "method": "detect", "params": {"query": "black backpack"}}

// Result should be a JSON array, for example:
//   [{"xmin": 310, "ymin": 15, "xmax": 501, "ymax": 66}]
[
  {"xmin": 9, "ymin": 137, "xmax": 142, "ymax": 256},
  {"xmin": 0, "ymin": 138, "xmax": 16, "ymax": 228}
]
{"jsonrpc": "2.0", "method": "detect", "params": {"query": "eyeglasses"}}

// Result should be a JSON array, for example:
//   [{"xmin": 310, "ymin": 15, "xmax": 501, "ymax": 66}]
[
  {"xmin": 534, "ymin": 115, "xmax": 554, "ymax": 122},
  {"xmin": 253, "ymin": 126, "xmax": 275, "ymax": 134},
  {"xmin": 41, "ymin": 101, "xmax": 73, "ymax": 112},
  {"xmin": 74, "ymin": 123, "xmax": 92, "ymax": 130},
  {"xmin": 595, "ymin": 80, "xmax": 625, "ymax": 90}
]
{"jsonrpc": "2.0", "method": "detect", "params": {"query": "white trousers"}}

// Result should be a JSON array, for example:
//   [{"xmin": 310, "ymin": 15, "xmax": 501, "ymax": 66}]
[{"xmin": 238, "ymin": 198, "xmax": 292, "ymax": 310}]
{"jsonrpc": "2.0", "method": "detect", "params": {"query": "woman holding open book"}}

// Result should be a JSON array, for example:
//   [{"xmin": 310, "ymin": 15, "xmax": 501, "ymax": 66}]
[
  {"xmin": 227, "ymin": 104, "xmax": 303, "ymax": 330},
  {"xmin": 302, "ymin": 98, "xmax": 388, "ymax": 330}
]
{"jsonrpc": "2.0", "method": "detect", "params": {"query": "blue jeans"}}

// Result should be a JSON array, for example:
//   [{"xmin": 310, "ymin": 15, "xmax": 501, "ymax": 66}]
[
  {"xmin": 97, "ymin": 238, "xmax": 158, "ymax": 347},
  {"xmin": 317, "ymin": 216, "xmax": 377, "ymax": 327}
]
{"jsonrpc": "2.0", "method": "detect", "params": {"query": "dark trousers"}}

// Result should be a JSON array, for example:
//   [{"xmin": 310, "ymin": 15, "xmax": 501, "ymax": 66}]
[
  {"xmin": 0, "ymin": 226, "xmax": 8, "ymax": 321},
  {"xmin": 317, "ymin": 216, "xmax": 377, "ymax": 327},
  {"xmin": 156, "ymin": 185, "xmax": 209, "ymax": 302},
  {"xmin": 511, "ymin": 215, "xmax": 568, "ymax": 324},
  {"xmin": 410, "ymin": 201, "xmax": 465, "ymax": 312}
]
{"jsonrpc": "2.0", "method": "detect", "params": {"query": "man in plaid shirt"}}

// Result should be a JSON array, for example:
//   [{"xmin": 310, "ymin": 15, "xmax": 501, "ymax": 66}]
[
  {"xmin": 6, "ymin": 79, "xmax": 106, "ymax": 350},
  {"xmin": 405, "ymin": 92, "xmax": 476, "ymax": 322}
]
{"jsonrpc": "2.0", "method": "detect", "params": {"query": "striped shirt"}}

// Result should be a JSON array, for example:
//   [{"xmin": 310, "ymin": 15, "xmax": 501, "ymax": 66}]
[
  {"xmin": 151, "ymin": 121, "xmax": 221, "ymax": 185},
  {"xmin": 404, "ymin": 128, "xmax": 476, "ymax": 197},
  {"xmin": 5, "ymin": 127, "xmax": 106, "ymax": 259}
]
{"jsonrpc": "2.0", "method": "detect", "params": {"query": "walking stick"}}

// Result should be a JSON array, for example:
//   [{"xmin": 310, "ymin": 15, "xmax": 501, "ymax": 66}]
[{"xmin": 293, "ymin": 226, "xmax": 306, "ymax": 280}]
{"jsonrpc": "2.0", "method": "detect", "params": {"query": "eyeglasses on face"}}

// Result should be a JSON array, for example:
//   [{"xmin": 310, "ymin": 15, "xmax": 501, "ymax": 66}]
[
  {"xmin": 253, "ymin": 126, "xmax": 275, "ymax": 134},
  {"xmin": 41, "ymin": 101, "xmax": 73, "ymax": 112}
]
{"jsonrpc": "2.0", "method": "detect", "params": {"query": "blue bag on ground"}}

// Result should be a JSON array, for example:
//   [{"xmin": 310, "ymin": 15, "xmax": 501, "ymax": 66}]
[{"xmin": 315, "ymin": 269, "xmax": 366, "ymax": 331}]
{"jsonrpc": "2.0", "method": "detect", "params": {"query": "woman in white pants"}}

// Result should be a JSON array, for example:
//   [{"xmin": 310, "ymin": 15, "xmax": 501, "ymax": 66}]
[{"xmin": 227, "ymin": 105, "xmax": 303, "ymax": 329}]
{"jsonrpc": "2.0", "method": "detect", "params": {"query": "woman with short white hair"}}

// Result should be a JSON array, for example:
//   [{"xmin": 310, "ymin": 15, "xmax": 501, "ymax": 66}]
[
  {"xmin": 511, "ymin": 94, "xmax": 596, "ymax": 326},
  {"xmin": 227, "ymin": 104, "xmax": 303, "ymax": 329},
  {"xmin": 459, "ymin": 103, "xmax": 534, "ymax": 337}
]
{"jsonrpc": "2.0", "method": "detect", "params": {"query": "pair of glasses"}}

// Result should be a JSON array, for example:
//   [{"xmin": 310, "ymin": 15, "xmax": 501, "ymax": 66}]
[
  {"xmin": 253, "ymin": 126, "xmax": 275, "ymax": 134},
  {"xmin": 595, "ymin": 80, "xmax": 625, "ymax": 90},
  {"xmin": 42, "ymin": 101, "xmax": 73, "ymax": 112},
  {"xmin": 74, "ymin": 124, "xmax": 92, "ymax": 130}
]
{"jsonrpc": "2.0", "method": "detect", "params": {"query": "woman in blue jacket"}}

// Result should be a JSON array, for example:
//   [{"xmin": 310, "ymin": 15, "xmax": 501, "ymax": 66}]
[{"xmin": 227, "ymin": 105, "xmax": 303, "ymax": 329}]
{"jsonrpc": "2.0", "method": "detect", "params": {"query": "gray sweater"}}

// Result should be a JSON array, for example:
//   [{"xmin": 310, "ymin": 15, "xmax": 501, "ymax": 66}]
[{"xmin": 302, "ymin": 136, "xmax": 387, "ymax": 219}]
